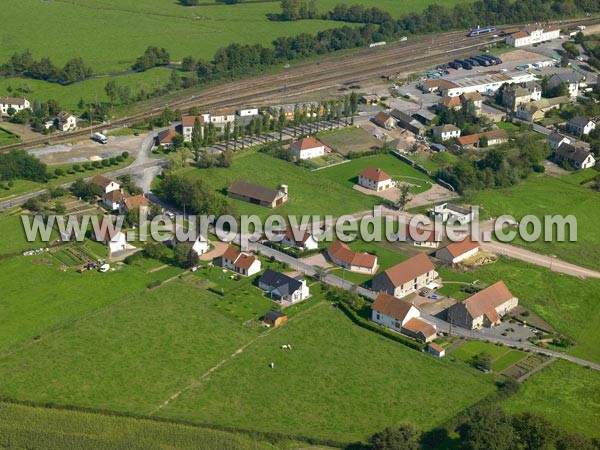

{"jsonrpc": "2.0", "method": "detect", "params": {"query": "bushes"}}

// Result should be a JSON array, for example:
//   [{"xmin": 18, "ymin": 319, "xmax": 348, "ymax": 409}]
[{"xmin": 347, "ymin": 146, "xmax": 390, "ymax": 159}]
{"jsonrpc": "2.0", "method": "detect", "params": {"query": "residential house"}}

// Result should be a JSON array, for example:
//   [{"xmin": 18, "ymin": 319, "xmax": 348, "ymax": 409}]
[
  {"xmin": 456, "ymin": 130, "xmax": 508, "ymax": 148},
  {"xmin": 91, "ymin": 219, "xmax": 128, "ymax": 254},
  {"xmin": 89, "ymin": 175, "xmax": 120, "ymax": 194},
  {"xmin": 181, "ymin": 115, "xmax": 204, "ymax": 142},
  {"xmin": 400, "ymin": 224, "xmax": 441, "ymax": 249},
  {"xmin": 263, "ymin": 310, "xmax": 287, "ymax": 327},
  {"xmin": 427, "ymin": 343, "xmax": 446, "ymax": 357},
  {"xmin": 554, "ymin": 142, "xmax": 596, "ymax": 169},
  {"xmin": 548, "ymin": 72, "xmax": 582, "ymax": 98},
  {"xmin": 435, "ymin": 237, "xmax": 480, "ymax": 264},
  {"xmin": 120, "ymin": 194, "xmax": 150, "ymax": 216},
  {"xmin": 438, "ymin": 95, "xmax": 462, "ymax": 111},
  {"xmin": 227, "ymin": 180, "xmax": 288, "ymax": 208},
  {"xmin": 290, "ymin": 137, "xmax": 326, "ymax": 159},
  {"xmin": 258, "ymin": 269, "xmax": 310, "ymax": 303},
  {"xmin": 156, "ymin": 129, "xmax": 180, "ymax": 148},
  {"xmin": 505, "ymin": 25, "xmax": 560, "ymax": 47},
  {"xmin": 566, "ymin": 116, "xmax": 596, "ymax": 137},
  {"xmin": 516, "ymin": 96, "xmax": 570, "ymax": 122},
  {"xmin": 220, "ymin": 245, "xmax": 262, "ymax": 276},
  {"xmin": 373, "ymin": 111, "xmax": 396, "ymax": 130},
  {"xmin": 56, "ymin": 111, "xmax": 77, "ymax": 131},
  {"xmin": 460, "ymin": 91, "xmax": 484, "ymax": 110},
  {"xmin": 326, "ymin": 240, "xmax": 378, "ymax": 274},
  {"xmin": 419, "ymin": 78, "xmax": 458, "ymax": 94},
  {"xmin": 502, "ymin": 82, "xmax": 542, "ymax": 111},
  {"xmin": 447, "ymin": 281, "xmax": 518, "ymax": 329},
  {"xmin": 433, "ymin": 124, "xmax": 461, "ymax": 141},
  {"xmin": 280, "ymin": 227, "xmax": 319, "ymax": 251},
  {"xmin": 357, "ymin": 167, "xmax": 393, "ymax": 192},
  {"xmin": 209, "ymin": 108, "xmax": 236, "ymax": 128},
  {"xmin": 431, "ymin": 202, "xmax": 474, "ymax": 224},
  {"xmin": 0, "ymin": 97, "xmax": 30, "ymax": 116},
  {"xmin": 168, "ymin": 228, "xmax": 210, "ymax": 256},
  {"xmin": 391, "ymin": 109, "xmax": 424, "ymax": 135},
  {"xmin": 371, "ymin": 253, "xmax": 438, "ymax": 299},
  {"xmin": 371, "ymin": 292, "xmax": 437, "ymax": 343},
  {"xmin": 102, "ymin": 189, "xmax": 127, "ymax": 211},
  {"xmin": 546, "ymin": 131, "xmax": 571, "ymax": 150}
]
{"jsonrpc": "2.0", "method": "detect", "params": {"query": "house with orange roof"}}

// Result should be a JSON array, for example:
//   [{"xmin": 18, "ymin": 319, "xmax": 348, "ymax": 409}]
[
  {"xmin": 357, "ymin": 167, "xmax": 393, "ymax": 192},
  {"xmin": 427, "ymin": 342, "xmax": 445, "ymax": 357},
  {"xmin": 456, "ymin": 130, "xmax": 508, "ymax": 149},
  {"xmin": 435, "ymin": 237, "xmax": 480, "ymax": 264},
  {"xmin": 371, "ymin": 253, "xmax": 438, "ymax": 299},
  {"xmin": 326, "ymin": 241, "xmax": 378, "ymax": 274},
  {"xmin": 371, "ymin": 292, "xmax": 437, "ymax": 342},
  {"xmin": 280, "ymin": 226, "xmax": 319, "ymax": 251},
  {"xmin": 120, "ymin": 194, "xmax": 150, "ymax": 216},
  {"xmin": 220, "ymin": 245, "xmax": 262, "ymax": 276},
  {"xmin": 447, "ymin": 281, "xmax": 518, "ymax": 329},
  {"xmin": 290, "ymin": 136, "xmax": 326, "ymax": 160}
]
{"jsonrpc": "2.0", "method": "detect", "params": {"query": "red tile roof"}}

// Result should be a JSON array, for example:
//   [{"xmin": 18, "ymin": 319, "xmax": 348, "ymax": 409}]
[
  {"xmin": 372, "ymin": 292, "xmax": 415, "ymax": 321},
  {"xmin": 291, "ymin": 137, "xmax": 324, "ymax": 151},
  {"xmin": 463, "ymin": 281, "xmax": 515, "ymax": 319},
  {"xmin": 327, "ymin": 241, "xmax": 377, "ymax": 269},
  {"xmin": 402, "ymin": 317, "xmax": 436, "ymax": 339},
  {"xmin": 443, "ymin": 237, "xmax": 479, "ymax": 258},
  {"xmin": 381, "ymin": 253, "xmax": 435, "ymax": 287},
  {"xmin": 457, "ymin": 130, "xmax": 508, "ymax": 146},
  {"xmin": 123, "ymin": 194, "xmax": 149, "ymax": 210},
  {"xmin": 181, "ymin": 115, "xmax": 205, "ymax": 127},
  {"xmin": 359, "ymin": 167, "xmax": 391, "ymax": 183}
]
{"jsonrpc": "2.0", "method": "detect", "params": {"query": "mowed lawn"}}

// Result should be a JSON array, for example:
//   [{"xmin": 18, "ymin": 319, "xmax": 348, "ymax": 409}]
[
  {"xmin": 317, "ymin": 127, "xmax": 382, "ymax": 155},
  {"xmin": 0, "ymin": 282, "xmax": 258, "ymax": 414},
  {"xmin": 450, "ymin": 341, "xmax": 526, "ymax": 372},
  {"xmin": 469, "ymin": 170, "xmax": 600, "ymax": 270},
  {"xmin": 0, "ymin": 214, "xmax": 57, "ymax": 256},
  {"xmin": 503, "ymin": 360, "xmax": 600, "ymax": 438},
  {"xmin": 158, "ymin": 302, "xmax": 495, "ymax": 442}
]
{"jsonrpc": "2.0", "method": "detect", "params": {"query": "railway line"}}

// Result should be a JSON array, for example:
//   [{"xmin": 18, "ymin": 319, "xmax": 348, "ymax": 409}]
[{"xmin": 1, "ymin": 17, "xmax": 595, "ymax": 152}]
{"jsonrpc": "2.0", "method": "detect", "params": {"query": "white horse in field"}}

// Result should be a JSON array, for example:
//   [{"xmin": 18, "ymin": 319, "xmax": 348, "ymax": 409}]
[{"xmin": 280, "ymin": 344, "xmax": 293, "ymax": 350}]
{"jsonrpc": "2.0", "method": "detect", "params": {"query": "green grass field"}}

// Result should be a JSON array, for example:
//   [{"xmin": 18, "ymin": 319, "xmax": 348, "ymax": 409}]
[
  {"xmin": 317, "ymin": 127, "xmax": 382, "ymax": 155},
  {"xmin": 158, "ymin": 301, "xmax": 495, "ymax": 442},
  {"xmin": 0, "ymin": 127, "xmax": 20, "ymax": 146},
  {"xmin": 503, "ymin": 360, "xmax": 600, "ymax": 439},
  {"xmin": 468, "ymin": 170, "xmax": 600, "ymax": 270},
  {"xmin": 450, "ymin": 341, "xmax": 526, "ymax": 372}
]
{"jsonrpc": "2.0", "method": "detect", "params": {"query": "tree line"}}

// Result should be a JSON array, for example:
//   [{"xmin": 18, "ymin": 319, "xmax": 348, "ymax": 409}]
[
  {"xmin": 0, "ymin": 50, "xmax": 93, "ymax": 85},
  {"xmin": 0, "ymin": 150, "xmax": 47, "ymax": 183}
]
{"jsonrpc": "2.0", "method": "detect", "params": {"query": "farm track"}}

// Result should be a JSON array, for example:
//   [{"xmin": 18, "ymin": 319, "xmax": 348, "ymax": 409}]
[{"xmin": 0, "ymin": 17, "xmax": 594, "ymax": 152}]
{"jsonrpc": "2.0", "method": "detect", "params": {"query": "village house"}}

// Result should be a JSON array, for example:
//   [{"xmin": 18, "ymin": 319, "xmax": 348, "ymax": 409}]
[
  {"xmin": 433, "ymin": 124, "xmax": 461, "ymax": 141},
  {"xmin": 181, "ymin": 115, "xmax": 204, "ymax": 142},
  {"xmin": 505, "ymin": 25, "xmax": 560, "ymax": 47},
  {"xmin": 0, "ymin": 97, "xmax": 30, "ymax": 116},
  {"xmin": 516, "ymin": 96, "xmax": 570, "ymax": 122},
  {"xmin": 438, "ymin": 95, "xmax": 462, "ymax": 111},
  {"xmin": 357, "ymin": 167, "xmax": 393, "ymax": 192},
  {"xmin": 435, "ymin": 237, "xmax": 480, "ymax": 264},
  {"xmin": 209, "ymin": 108, "xmax": 236, "ymax": 127},
  {"xmin": 401, "ymin": 224, "xmax": 442, "ymax": 249},
  {"xmin": 431, "ymin": 202, "xmax": 474, "ymax": 224},
  {"xmin": 554, "ymin": 142, "xmax": 596, "ymax": 169},
  {"xmin": 391, "ymin": 109, "xmax": 424, "ymax": 136},
  {"xmin": 419, "ymin": 78, "xmax": 458, "ymax": 94},
  {"xmin": 502, "ymin": 82, "xmax": 542, "ymax": 111},
  {"xmin": 156, "ymin": 129, "xmax": 180, "ymax": 148},
  {"xmin": 168, "ymin": 228, "xmax": 210, "ymax": 256},
  {"xmin": 548, "ymin": 72, "xmax": 582, "ymax": 98},
  {"xmin": 56, "ymin": 111, "xmax": 77, "ymax": 131},
  {"xmin": 220, "ymin": 245, "xmax": 262, "ymax": 276},
  {"xmin": 460, "ymin": 91, "xmax": 484, "ymax": 110},
  {"xmin": 89, "ymin": 175, "xmax": 120, "ymax": 194},
  {"xmin": 456, "ymin": 130, "xmax": 508, "ymax": 149},
  {"xmin": 280, "ymin": 227, "xmax": 319, "ymax": 251},
  {"xmin": 427, "ymin": 342, "xmax": 446, "ymax": 357},
  {"xmin": 447, "ymin": 281, "xmax": 518, "ymax": 329},
  {"xmin": 373, "ymin": 111, "xmax": 396, "ymax": 130},
  {"xmin": 546, "ymin": 131, "xmax": 571, "ymax": 150},
  {"xmin": 566, "ymin": 116, "xmax": 596, "ymax": 137},
  {"xmin": 326, "ymin": 241, "xmax": 378, "ymax": 274},
  {"xmin": 371, "ymin": 292, "xmax": 437, "ymax": 342},
  {"xmin": 227, "ymin": 180, "xmax": 288, "ymax": 208},
  {"xmin": 119, "ymin": 194, "xmax": 150, "ymax": 216},
  {"xmin": 91, "ymin": 219, "xmax": 128, "ymax": 254},
  {"xmin": 371, "ymin": 253, "xmax": 438, "ymax": 299},
  {"xmin": 290, "ymin": 136, "xmax": 326, "ymax": 159},
  {"xmin": 102, "ymin": 189, "xmax": 127, "ymax": 211},
  {"xmin": 263, "ymin": 310, "xmax": 287, "ymax": 327},
  {"xmin": 258, "ymin": 269, "xmax": 310, "ymax": 303}
]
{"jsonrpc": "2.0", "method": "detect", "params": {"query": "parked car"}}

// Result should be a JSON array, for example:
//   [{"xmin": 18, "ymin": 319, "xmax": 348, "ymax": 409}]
[{"xmin": 99, "ymin": 264, "xmax": 110, "ymax": 273}]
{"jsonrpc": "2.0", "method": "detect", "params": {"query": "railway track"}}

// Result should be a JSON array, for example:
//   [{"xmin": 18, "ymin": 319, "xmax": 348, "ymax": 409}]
[{"xmin": 1, "ymin": 17, "xmax": 595, "ymax": 151}]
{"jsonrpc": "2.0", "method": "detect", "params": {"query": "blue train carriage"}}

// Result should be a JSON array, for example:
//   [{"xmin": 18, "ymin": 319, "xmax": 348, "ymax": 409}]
[{"xmin": 467, "ymin": 26, "xmax": 496, "ymax": 37}]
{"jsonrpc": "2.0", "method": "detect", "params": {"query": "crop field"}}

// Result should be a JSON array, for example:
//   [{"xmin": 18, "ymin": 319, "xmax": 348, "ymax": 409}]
[
  {"xmin": 468, "ymin": 170, "xmax": 600, "ymax": 270},
  {"xmin": 503, "ymin": 360, "xmax": 600, "ymax": 438}
]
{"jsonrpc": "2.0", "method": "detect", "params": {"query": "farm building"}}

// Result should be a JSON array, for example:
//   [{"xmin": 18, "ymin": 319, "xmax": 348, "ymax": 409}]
[
  {"xmin": 227, "ymin": 180, "xmax": 288, "ymax": 208},
  {"xmin": 505, "ymin": 25, "xmax": 560, "ymax": 47},
  {"xmin": 433, "ymin": 124, "xmax": 461, "ymax": 141},
  {"xmin": 456, "ymin": 130, "xmax": 508, "ymax": 148},
  {"xmin": 430, "ymin": 202, "xmax": 474, "ymax": 224},
  {"xmin": 357, "ymin": 167, "xmax": 393, "ymax": 192},
  {"xmin": 371, "ymin": 253, "xmax": 438, "ymax": 299},
  {"xmin": 181, "ymin": 115, "xmax": 205, "ymax": 142},
  {"xmin": 554, "ymin": 143, "xmax": 596, "ymax": 170},
  {"xmin": 435, "ymin": 237, "xmax": 480, "ymax": 264},
  {"xmin": 326, "ymin": 241, "xmax": 378, "ymax": 274},
  {"xmin": 373, "ymin": 111, "xmax": 396, "ymax": 130},
  {"xmin": 219, "ymin": 245, "xmax": 262, "ymax": 277},
  {"xmin": 279, "ymin": 227, "xmax": 319, "ymax": 251},
  {"xmin": 0, "ymin": 96, "xmax": 30, "ymax": 116},
  {"xmin": 290, "ymin": 137, "xmax": 326, "ymax": 159},
  {"xmin": 566, "ymin": 116, "xmax": 596, "ymax": 137},
  {"xmin": 427, "ymin": 343, "xmax": 445, "ymax": 357},
  {"xmin": 258, "ymin": 269, "xmax": 309, "ymax": 303},
  {"xmin": 263, "ymin": 311, "xmax": 287, "ymax": 327},
  {"xmin": 447, "ymin": 281, "xmax": 518, "ymax": 329},
  {"xmin": 89, "ymin": 175, "xmax": 120, "ymax": 194}
]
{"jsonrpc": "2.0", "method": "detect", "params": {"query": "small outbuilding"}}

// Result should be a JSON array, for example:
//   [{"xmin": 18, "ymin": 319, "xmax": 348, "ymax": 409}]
[{"xmin": 263, "ymin": 311, "xmax": 288, "ymax": 327}]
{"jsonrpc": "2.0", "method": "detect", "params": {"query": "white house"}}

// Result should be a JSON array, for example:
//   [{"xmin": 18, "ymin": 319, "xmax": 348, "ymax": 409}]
[
  {"xmin": 220, "ymin": 245, "xmax": 262, "ymax": 276},
  {"xmin": 435, "ymin": 238, "xmax": 480, "ymax": 264},
  {"xmin": 57, "ymin": 111, "xmax": 77, "ymax": 131},
  {"xmin": 210, "ymin": 109, "xmax": 236, "ymax": 127},
  {"xmin": 181, "ymin": 115, "xmax": 204, "ymax": 142},
  {"xmin": 566, "ymin": 116, "xmax": 596, "ymax": 137},
  {"xmin": 433, "ymin": 124, "xmax": 461, "ymax": 141},
  {"xmin": 0, "ymin": 97, "xmax": 30, "ymax": 116},
  {"xmin": 280, "ymin": 227, "xmax": 319, "ymax": 251},
  {"xmin": 89, "ymin": 175, "xmax": 120, "ymax": 194},
  {"xmin": 546, "ymin": 131, "xmax": 571, "ymax": 150},
  {"xmin": 548, "ymin": 72, "xmax": 582, "ymax": 98},
  {"xmin": 357, "ymin": 167, "xmax": 393, "ymax": 192},
  {"xmin": 237, "ymin": 108, "xmax": 259, "ymax": 117},
  {"xmin": 92, "ymin": 220, "xmax": 128, "ymax": 254},
  {"xmin": 430, "ymin": 203, "xmax": 474, "ymax": 224},
  {"xmin": 290, "ymin": 137, "xmax": 326, "ymax": 159},
  {"xmin": 554, "ymin": 143, "xmax": 596, "ymax": 170},
  {"xmin": 102, "ymin": 189, "xmax": 127, "ymax": 211},
  {"xmin": 371, "ymin": 292, "xmax": 437, "ymax": 342},
  {"xmin": 170, "ymin": 230, "xmax": 210, "ymax": 256},
  {"xmin": 505, "ymin": 25, "xmax": 560, "ymax": 47},
  {"xmin": 258, "ymin": 269, "xmax": 310, "ymax": 303}
]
